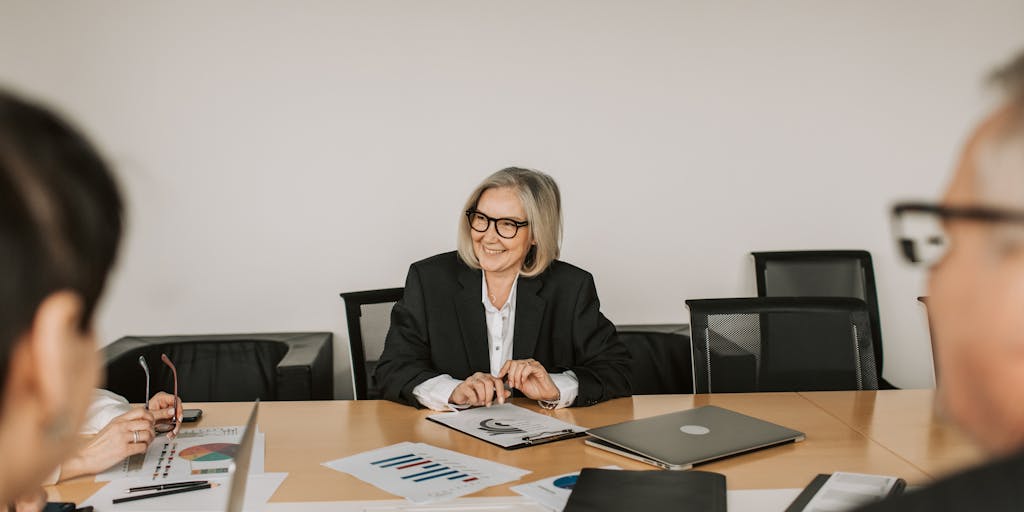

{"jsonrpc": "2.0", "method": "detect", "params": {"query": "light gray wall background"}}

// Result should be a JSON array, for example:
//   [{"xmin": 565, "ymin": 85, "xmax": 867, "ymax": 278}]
[{"xmin": 2, "ymin": 1, "xmax": 1022, "ymax": 398}]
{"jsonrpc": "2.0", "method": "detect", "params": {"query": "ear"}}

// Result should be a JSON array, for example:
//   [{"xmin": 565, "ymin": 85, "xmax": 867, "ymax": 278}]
[{"xmin": 23, "ymin": 290, "xmax": 86, "ymax": 422}]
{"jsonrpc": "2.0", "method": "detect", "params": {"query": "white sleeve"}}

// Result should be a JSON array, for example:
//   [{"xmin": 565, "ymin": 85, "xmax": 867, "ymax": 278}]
[
  {"xmin": 81, "ymin": 389, "xmax": 132, "ymax": 434},
  {"xmin": 412, "ymin": 374, "xmax": 468, "ymax": 411},
  {"xmin": 540, "ymin": 370, "xmax": 579, "ymax": 409}
]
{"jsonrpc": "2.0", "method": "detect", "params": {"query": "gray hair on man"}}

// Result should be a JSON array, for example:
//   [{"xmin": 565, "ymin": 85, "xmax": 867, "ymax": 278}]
[{"xmin": 975, "ymin": 50, "xmax": 1024, "ymax": 217}]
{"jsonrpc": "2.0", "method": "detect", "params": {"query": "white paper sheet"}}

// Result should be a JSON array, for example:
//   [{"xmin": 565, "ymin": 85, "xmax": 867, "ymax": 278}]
[
  {"xmin": 264, "ymin": 497, "xmax": 550, "ymax": 512},
  {"xmin": 82, "ymin": 472, "xmax": 287, "ymax": 512},
  {"xmin": 510, "ymin": 466, "xmax": 621, "ymax": 511},
  {"xmin": 261, "ymin": 490, "xmax": 803, "ymax": 512},
  {"xmin": 426, "ymin": 404, "xmax": 586, "ymax": 448},
  {"xmin": 97, "ymin": 426, "xmax": 265, "ymax": 482},
  {"xmin": 803, "ymin": 472, "xmax": 902, "ymax": 511},
  {"xmin": 322, "ymin": 442, "xmax": 530, "ymax": 504}
]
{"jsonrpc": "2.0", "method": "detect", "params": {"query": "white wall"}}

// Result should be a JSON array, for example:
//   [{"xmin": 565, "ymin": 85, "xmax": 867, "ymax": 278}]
[{"xmin": 2, "ymin": 0, "xmax": 1022, "ymax": 398}]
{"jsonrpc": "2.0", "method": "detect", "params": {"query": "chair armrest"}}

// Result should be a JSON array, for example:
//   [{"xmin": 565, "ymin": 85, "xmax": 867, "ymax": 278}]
[{"xmin": 275, "ymin": 332, "xmax": 333, "ymax": 400}]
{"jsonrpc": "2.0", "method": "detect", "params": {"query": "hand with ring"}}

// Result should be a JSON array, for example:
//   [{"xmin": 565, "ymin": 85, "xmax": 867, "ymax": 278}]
[
  {"xmin": 497, "ymin": 358, "xmax": 559, "ymax": 402},
  {"xmin": 59, "ymin": 406, "xmax": 159, "ymax": 481},
  {"xmin": 449, "ymin": 372, "xmax": 511, "ymax": 407}
]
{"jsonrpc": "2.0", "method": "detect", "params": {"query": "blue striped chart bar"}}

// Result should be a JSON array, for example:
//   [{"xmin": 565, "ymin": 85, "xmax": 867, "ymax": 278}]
[
  {"xmin": 413, "ymin": 469, "xmax": 460, "ymax": 482},
  {"xmin": 370, "ymin": 454, "xmax": 417, "ymax": 466}
]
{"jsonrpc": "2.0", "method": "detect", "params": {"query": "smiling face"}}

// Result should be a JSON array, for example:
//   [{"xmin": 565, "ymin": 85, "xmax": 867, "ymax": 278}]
[{"xmin": 471, "ymin": 187, "xmax": 534, "ymax": 279}]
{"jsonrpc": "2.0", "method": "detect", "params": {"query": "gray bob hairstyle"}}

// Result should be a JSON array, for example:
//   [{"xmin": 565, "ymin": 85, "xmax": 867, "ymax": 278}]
[{"xmin": 457, "ymin": 167, "xmax": 562, "ymax": 277}]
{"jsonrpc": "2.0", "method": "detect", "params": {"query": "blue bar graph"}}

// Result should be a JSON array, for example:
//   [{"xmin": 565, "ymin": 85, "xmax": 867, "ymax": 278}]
[
  {"xmin": 368, "ymin": 450, "xmax": 481, "ymax": 485},
  {"xmin": 371, "ymin": 453, "xmax": 417, "ymax": 465},
  {"xmin": 413, "ymin": 469, "xmax": 459, "ymax": 482}
]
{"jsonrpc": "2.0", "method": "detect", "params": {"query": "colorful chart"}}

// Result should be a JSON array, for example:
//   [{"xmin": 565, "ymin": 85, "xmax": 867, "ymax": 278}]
[
  {"xmin": 180, "ymin": 443, "xmax": 238, "ymax": 462},
  {"xmin": 371, "ymin": 453, "xmax": 479, "ymax": 483}
]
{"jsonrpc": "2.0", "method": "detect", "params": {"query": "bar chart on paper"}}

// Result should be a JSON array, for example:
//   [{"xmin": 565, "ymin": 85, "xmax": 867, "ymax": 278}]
[{"xmin": 323, "ymin": 442, "xmax": 530, "ymax": 504}]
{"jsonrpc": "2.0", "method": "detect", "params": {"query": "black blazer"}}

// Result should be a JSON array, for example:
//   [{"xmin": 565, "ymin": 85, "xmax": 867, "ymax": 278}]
[
  {"xmin": 855, "ymin": 447, "xmax": 1024, "ymax": 511},
  {"xmin": 375, "ymin": 251, "xmax": 631, "ymax": 408}
]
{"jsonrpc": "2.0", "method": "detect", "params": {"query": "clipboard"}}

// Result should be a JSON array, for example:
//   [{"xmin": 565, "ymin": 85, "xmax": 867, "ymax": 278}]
[{"xmin": 426, "ymin": 403, "xmax": 587, "ymax": 450}]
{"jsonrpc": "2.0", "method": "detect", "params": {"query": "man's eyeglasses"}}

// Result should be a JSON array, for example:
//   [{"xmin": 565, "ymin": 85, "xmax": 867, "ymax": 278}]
[
  {"xmin": 891, "ymin": 201, "xmax": 1024, "ymax": 267},
  {"xmin": 138, "ymin": 353, "xmax": 179, "ymax": 434},
  {"xmin": 466, "ymin": 210, "xmax": 529, "ymax": 239}
]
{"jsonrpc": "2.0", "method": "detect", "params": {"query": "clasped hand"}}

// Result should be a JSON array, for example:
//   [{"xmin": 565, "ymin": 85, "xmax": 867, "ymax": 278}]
[{"xmin": 449, "ymin": 359, "xmax": 559, "ymax": 407}]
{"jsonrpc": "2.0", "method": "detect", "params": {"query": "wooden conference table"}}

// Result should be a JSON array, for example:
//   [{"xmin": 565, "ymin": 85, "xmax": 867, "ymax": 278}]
[{"xmin": 49, "ymin": 390, "xmax": 984, "ymax": 503}]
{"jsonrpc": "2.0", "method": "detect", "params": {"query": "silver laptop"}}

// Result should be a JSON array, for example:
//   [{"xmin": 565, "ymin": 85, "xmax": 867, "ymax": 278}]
[
  {"xmin": 585, "ymin": 405, "xmax": 804, "ymax": 470},
  {"xmin": 225, "ymin": 400, "xmax": 259, "ymax": 512}
]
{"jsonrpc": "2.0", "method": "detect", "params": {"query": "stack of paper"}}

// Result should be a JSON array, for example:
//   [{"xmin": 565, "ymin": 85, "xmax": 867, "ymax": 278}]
[
  {"xmin": 511, "ymin": 466, "xmax": 621, "ymax": 511},
  {"xmin": 323, "ymin": 441, "xmax": 530, "ymax": 504},
  {"xmin": 84, "ymin": 425, "xmax": 284, "ymax": 512}
]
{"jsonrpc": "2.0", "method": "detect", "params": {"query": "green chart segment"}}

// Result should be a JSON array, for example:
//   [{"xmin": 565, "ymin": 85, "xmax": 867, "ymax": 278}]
[{"xmin": 180, "ymin": 443, "xmax": 239, "ymax": 462}]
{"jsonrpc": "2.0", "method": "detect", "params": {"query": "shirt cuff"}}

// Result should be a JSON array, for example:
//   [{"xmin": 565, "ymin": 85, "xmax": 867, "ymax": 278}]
[
  {"xmin": 539, "ymin": 370, "xmax": 579, "ymax": 409},
  {"xmin": 412, "ymin": 374, "xmax": 468, "ymax": 411}
]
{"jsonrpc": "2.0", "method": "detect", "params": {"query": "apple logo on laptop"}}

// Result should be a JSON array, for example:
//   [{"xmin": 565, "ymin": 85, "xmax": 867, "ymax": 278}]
[{"xmin": 679, "ymin": 424, "xmax": 711, "ymax": 435}]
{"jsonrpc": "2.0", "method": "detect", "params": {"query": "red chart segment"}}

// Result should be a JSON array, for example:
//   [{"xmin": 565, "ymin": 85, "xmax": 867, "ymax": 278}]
[{"xmin": 179, "ymin": 443, "xmax": 238, "ymax": 462}]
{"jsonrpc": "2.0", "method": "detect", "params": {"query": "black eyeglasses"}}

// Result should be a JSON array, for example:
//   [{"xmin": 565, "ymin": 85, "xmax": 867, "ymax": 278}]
[
  {"xmin": 465, "ymin": 210, "xmax": 529, "ymax": 239},
  {"xmin": 891, "ymin": 201, "xmax": 1024, "ymax": 266}
]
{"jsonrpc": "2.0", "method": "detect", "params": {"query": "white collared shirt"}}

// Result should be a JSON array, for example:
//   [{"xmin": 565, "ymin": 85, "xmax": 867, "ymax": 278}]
[{"xmin": 412, "ymin": 273, "xmax": 579, "ymax": 411}]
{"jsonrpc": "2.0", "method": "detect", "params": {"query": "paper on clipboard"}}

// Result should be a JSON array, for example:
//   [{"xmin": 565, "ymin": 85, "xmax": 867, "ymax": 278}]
[{"xmin": 426, "ymin": 404, "xmax": 586, "ymax": 449}]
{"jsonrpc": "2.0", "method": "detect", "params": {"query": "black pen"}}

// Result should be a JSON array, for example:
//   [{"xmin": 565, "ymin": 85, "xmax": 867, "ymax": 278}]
[
  {"xmin": 112, "ymin": 482, "xmax": 218, "ymax": 504},
  {"xmin": 126, "ymin": 480, "xmax": 208, "ymax": 493}
]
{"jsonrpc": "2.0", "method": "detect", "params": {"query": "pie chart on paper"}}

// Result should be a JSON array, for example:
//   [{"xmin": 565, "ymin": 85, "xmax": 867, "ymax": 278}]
[{"xmin": 179, "ymin": 443, "xmax": 239, "ymax": 462}]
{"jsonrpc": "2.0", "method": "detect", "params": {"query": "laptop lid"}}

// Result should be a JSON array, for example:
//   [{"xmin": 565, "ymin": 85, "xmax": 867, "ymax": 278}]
[
  {"xmin": 585, "ymin": 405, "xmax": 804, "ymax": 470},
  {"xmin": 225, "ymin": 400, "xmax": 259, "ymax": 512}
]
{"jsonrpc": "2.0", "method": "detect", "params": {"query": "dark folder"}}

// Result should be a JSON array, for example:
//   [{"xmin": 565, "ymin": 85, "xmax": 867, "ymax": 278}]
[
  {"xmin": 563, "ymin": 468, "xmax": 727, "ymax": 512},
  {"xmin": 785, "ymin": 473, "xmax": 907, "ymax": 512}
]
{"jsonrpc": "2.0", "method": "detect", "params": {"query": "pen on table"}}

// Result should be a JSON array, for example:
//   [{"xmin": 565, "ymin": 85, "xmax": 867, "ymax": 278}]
[
  {"xmin": 126, "ymin": 480, "xmax": 208, "ymax": 493},
  {"xmin": 112, "ymin": 482, "xmax": 218, "ymax": 504}
]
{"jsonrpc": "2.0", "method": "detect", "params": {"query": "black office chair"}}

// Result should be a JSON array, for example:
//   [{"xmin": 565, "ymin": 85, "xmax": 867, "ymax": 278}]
[
  {"xmin": 752, "ymin": 250, "xmax": 893, "ymax": 388},
  {"xmin": 103, "ymin": 332, "xmax": 333, "ymax": 402},
  {"xmin": 340, "ymin": 287, "xmax": 403, "ymax": 400},
  {"xmin": 615, "ymin": 324, "xmax": 693, "ymax": 394},
  {"xmin": 686, "ymin": 297, "xmax": 879, "ymax": 393}
]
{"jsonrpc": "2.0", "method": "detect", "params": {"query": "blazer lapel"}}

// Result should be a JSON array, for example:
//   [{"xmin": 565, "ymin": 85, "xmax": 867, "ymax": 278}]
[
  {"xmin": 455, "ymin": 266, "xmax": 490, "ymax": 372},
  {"xmin": 513, "ymin": 275, "xmax": 545, "ymax": 360}
]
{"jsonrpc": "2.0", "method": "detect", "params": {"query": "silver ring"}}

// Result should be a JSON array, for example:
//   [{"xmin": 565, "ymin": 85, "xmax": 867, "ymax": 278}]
[{"xmin": 132, "ymin": 430, "xmax": 140, "ymax": 443}]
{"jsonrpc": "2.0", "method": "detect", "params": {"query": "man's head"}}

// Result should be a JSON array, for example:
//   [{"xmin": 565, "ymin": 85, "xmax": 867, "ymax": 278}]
[
  {"xmin": 0, "ymin": 89, "xmax": 123, "ymax": 499},
  {"xmin": 922, "ymin": 51, "xmax": 1024, "ymax": 455}
]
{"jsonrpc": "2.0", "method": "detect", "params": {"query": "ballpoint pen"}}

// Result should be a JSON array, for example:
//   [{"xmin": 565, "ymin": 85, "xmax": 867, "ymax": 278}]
[
  {"xmin": 112, "ymin": 482, "xmax": 218, "ymax": 504},
  {"xmin": 126, "ymin": 480, "xmax": 209, "ymax": 493}
]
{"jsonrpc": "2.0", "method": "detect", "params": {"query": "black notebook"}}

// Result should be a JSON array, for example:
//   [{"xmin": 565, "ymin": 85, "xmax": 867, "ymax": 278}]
[
  {"xmin": 785, "ymin": 472, "xmax": 906, "ymax": 511},
  {"xmin": 563, "ymin": 468, "xmax": 727, "ymax": 512}
]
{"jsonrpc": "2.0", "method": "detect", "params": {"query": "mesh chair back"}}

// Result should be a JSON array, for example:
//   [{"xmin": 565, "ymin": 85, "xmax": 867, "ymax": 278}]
[
  {"xmin": 340, "ymin": 288, "xmax": 404, "ymax": 399},
  {"xmin": 686, "ymin": 297, "xmax": 878, "ymax": 393},
  {"xmin": 752, "ymin": 250, "xmax": 884, "ymax": 381}
]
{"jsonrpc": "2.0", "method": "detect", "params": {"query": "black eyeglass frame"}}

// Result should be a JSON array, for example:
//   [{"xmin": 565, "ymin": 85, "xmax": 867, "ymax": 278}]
[
  {"xmin": 891, "ymin": 201, "xmax": 1024, "ymax": 264},
  {"xmin": 892, "ymin": 202, "xmax": 1024, "ymax": 224},
  {"xmin": 465, "ymin": 209, "xmax": 530, "ymax": 239}
]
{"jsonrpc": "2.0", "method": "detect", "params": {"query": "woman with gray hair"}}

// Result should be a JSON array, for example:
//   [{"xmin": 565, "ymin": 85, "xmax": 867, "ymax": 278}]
[{"xmin": 375, "ymin": 167, "xmax": 630, "ymax": 410}]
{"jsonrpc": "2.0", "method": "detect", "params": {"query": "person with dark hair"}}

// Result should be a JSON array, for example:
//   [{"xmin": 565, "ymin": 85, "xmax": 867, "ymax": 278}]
[
  {"xmin": 375, "ymin": 167, "xmax": 630, "ymax": 410},
  {"xmin": 0, "ymin": 88, "xmax": 129, "ymax": 510},
  {"xmin": 858, "ymin": 50, "xmax": 1024, "ymax": 511}
]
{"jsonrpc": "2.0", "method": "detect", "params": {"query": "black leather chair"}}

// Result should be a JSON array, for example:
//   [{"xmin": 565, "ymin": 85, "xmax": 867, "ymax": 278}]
[
  {"xmin": 687, "ymin": 297, "xmax": 879, "ymax": 393},
  {"xmin": 103, "ymin": 332, "xmax": 333, "ymax": 402},
  {"xmin": 752, "ymin": 250, "xmax": 894, "ymax": 388},
  {"xmin": 615, "ymin": 324, "xmax": 693, "ymax": 394},
  {"xmin": 340, "ymin": 288, "xmax": 403, "ymax": 400}
]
